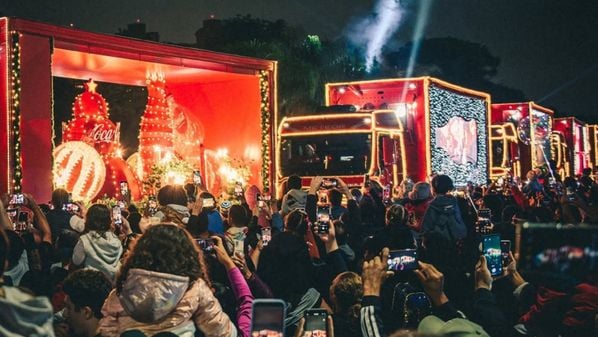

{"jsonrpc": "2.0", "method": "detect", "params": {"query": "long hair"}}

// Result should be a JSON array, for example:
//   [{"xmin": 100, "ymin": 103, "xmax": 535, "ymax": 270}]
[
  {"xmin": 330, "ymin": 271, "xmax": 363, "ymax": 321},
  {"xmin": 85, "ymin": 204, "xmax": 112, "ymax": 234},
  {"xmin": 116, "ymin": 224, "xmax": 207, "ymax": 293}
]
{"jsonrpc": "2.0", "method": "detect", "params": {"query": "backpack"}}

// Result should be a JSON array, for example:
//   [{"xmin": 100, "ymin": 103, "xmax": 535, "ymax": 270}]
[
  {"xmin": 423, "ymin": 203, "xmax": 466, "ymax": 245},
  {"xmin": 391, "ymin": 282, "xmax": 432, "ymax": 328}
]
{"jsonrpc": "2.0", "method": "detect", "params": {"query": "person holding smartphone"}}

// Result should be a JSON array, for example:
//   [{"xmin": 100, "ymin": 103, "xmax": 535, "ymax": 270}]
[
  {"xmin": 71, "ymin": 204, "xmax": 124, "ymax": 281},
  {"xmin": 45, "ymin": 188, "xmax": 86, "ymax": 240}
]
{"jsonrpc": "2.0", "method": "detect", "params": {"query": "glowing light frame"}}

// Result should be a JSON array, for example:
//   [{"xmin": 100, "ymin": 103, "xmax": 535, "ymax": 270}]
[{"xmin": 428, "ymin": 83, "xmax": 488, "ymax": 186}]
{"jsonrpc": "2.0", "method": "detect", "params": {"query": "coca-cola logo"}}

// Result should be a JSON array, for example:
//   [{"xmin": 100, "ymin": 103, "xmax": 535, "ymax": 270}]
[{"xmin": 87, "ymin": 123, "xmax": 119, "ymax": 143}]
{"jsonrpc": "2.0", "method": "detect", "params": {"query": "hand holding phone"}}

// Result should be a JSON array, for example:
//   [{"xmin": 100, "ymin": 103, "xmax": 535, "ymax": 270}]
[
  {"xmin": 193, "ymin": 170, "xmax": 202, "ymax": 186},
  {"xmin": 251, "ymin": 299, "xmax": 286, "ymax": 337},
  {"xmin": 261, "ymin": 227, "xmax": 272, "ymax": 247},
  {"xmin": 10, "ymin": 193, "xmax": 24, "ymax": 205},
  {"xmin": 481, "ymin": 234, "xmax": 502, "ymax": 277},
  {"xmin": 197, "ymin": 238, "xmax": 215, "ymax": 253},
  {"xmin": 303, "ymin": 309, "xmax": 328, "ymax": 337},
  {"xmin": 316, "ymin": 206, "xmax": 331, "ymax": 234},
  {"xmin": 387, "ymin": 249, "xmax": 418, "ymax": 272},
  {"xmin": 113, "ymin": 206, "xmax": 122, "ymax": 226}
]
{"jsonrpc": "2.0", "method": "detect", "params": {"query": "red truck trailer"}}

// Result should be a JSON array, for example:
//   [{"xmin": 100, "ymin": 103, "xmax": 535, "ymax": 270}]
[
  {"xmin": 277, "ymin": 77, "xmax": 490, "ymax": 189},
  {"xmin": 0, "ymin": 17, "xmax": 277, "ymax": 202}
]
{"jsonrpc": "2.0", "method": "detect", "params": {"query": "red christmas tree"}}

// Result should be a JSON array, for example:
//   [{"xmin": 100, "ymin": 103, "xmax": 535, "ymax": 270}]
[
  {"xmin": 138, "ymin": 73, "xmax": 174, "ymax": 179},
  {"xmin": 62, "ymin": 79, "xmax": 120, "ymax": 157}
]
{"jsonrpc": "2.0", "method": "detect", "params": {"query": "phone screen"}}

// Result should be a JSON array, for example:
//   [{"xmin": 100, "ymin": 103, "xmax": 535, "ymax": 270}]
[
  {"xmin": 387, "ymin": 249, "xmax": 418, "ymax": 272},
  {"xmin": 233, "ymin": 239, "xmax": 245, "ymax": 256},
  {"xmin": 10, "ymin": 193, "xmax": 24, "ymax": 205},
  {"xmin": 383, "ymin": 185, "xmax": 391, "ymax": 200},
  {"xmin": 304, "ymin": 309, "xmax": 328, "ymax": 337},
  {"xmin": 482, "ymin": 234, "xmax": 502, "ymax": 276},
  {"xmin": 193, "ymin": 170, "xmax": 202, "ymax": 185},
  {"xmin": 120, "ymin": 181, "xmax": 129, "ymax": 194},
  {"xmin": 6, "ymin": 207, "xmax": 18, "ymax": 222},
  {"xmin": 203, "ymin": 198, "xmax": 215, "ymax": 208},
  {"xmin": 251, "ymin": 300, "xmax": 286, "ymax": 337},
  {"xmin": 234, "ymin": 182, "xmax": 243, "ymax": 196},
  {"xmin": 113, "ymin": 206, "xmax": 122, "ymax": 225},
  {"xmin": 501, "ymin": 240, "xmax": 511, "ymax": 266},
  {"xmin": 15, "ymin": 211, "xmax": 29, "ymax": 232},
  {"xmin": 261, "ymin": 227, "xmax": 272, "ymax": 246},
  {"xmin": 196, "ymin": 238, "xmax": 215, "ymax": 253},
  {"xmin": 316, "ymin": 206, "xmax": 330, "ymax": 234}
]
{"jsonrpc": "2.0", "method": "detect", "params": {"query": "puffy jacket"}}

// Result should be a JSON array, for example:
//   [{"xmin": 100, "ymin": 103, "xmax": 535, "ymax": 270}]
[{"xmin": 100, "ymin": 268, "xmax": 237, "ymax": 337}]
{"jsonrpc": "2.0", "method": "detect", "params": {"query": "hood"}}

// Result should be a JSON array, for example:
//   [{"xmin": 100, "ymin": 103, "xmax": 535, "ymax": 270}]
[
  {"xmin": 282, "ymin": 189, "xmax": 307, "ymax": 214},
  {"xmin": 4, "ymin": 251, "xmax": 29, "ymax": 286},
  {"xmin": 226, "ymin": 226, "xmax": 247, "ymax": 241},
  {"xmin": 81, "ymin": 231, "xmax": 123, "ymax": 266},
  {"xmin": 429, "ymin": 195, "xmax": 458, "ymax": 214},
  {"xmin": 118, "ymin": 268, "xmax": 190, "ymax": 323},
  {"xmin": 0, "ymin": 286, "xmax": 54, "ymax": 337}
]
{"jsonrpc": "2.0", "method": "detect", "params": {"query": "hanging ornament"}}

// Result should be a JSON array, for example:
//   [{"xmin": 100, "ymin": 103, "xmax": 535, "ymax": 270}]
[{"xmin": 53, "ymin": 141, "xmax": 106, "ymax": 201}]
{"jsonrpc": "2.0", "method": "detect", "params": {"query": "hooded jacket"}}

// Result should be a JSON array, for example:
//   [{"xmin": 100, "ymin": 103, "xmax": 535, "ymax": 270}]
[
  {"xmin": 154, "ymin": 204, "xmax": 191, "ymax": 226},
  {"xmin": 421, "ymin": 195, "xmax": 467, "ymax": 241},
  {"xmin": 72, "ymin": 231, "xmax": 123, "ymax": 281},
  {"xmin": 0, "ymin": 286, "xmax": 55, "ymax": 337},
  {"xmin": 100, "ymin": 268, "xmax": 237, "ymax": 337},
  {"xmin": 281, "ymin": 189, "xmax": 307, "ymax": 216}
]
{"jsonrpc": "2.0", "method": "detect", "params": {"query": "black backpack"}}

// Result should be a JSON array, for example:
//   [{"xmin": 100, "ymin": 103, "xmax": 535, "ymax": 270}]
[{"xmin": 390, "ymin": 282, "xmax": 432, "ymax": 328}]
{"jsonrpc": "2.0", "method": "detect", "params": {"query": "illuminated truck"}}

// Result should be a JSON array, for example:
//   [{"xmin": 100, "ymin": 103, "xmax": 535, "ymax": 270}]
[
  {"xmin": 490, "ymin": 102, "xmax": 554, "ymax": 179},
  {"xmin": 553, "ymin": 117, "xmax": 592, "ymax": 176},
  {"xmin": 276, "ymin": 77, "xmax": 490, "ymax": 190}
]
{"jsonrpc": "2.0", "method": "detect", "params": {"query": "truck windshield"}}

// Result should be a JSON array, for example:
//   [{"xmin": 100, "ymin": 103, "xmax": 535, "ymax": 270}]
[{"xmin": 280, "ymin": 134, "xmax": 372, "ymax": 177}]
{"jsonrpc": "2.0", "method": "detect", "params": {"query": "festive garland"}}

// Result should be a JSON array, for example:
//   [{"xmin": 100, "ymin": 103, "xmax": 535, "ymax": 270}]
[
  {"xmin": 10, "ymin": 32, "xmax": 22, "ymax": 193},
  {"xmin": 259, "ymin": 70, "xmax": 271, "ymax": 190}
]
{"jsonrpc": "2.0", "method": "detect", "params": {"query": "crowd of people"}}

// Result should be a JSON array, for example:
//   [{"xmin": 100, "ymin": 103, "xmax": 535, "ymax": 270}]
[{"xmin": 0, "ymin": 167, "xmax": 597, "ymax": 337}]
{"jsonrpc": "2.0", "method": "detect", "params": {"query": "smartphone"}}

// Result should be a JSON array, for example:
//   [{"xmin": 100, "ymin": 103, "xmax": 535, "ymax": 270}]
[
  {"xmin": 203, "ymin": 198, "xmax": 215, "ymax": 208},
  {"xmin": 322, "ymin": 178, "xmax": 337, "ymax": 188},
  {"xmin": 387, "ymin": 249, "xmax": 418, "ymax": 272},
  {"xmin": 383, "ymin": 185, "xmax": 391, "ymax": 201},
  {"xmin": 65, "ymin": 202, "xmax": 79, "ymax": 213},
  {"xmin": 15, "ymin": 211, "xmax": 29, "ymax": 232},
  {"xmin": 262, "ymin": 191, "xmax": 271, "ymax": 201},
  {"xmin": 482, "ymin": 234, "xmax": 503, "ymax": 277},
  {"xmin": 251, "ymin": 299, "xmax": 286, "ymax": 337},
  {"xmin": 304, "ymin": 309, "xmax": 328, "ymax": 337},
  {"xmin": 120, "ymin": 181, "xmax": 129, "ymax": 195},
  {"xmin": 234, "ymin": 182, "xmax": 243, "ymax": 197},
  {"xmin": 196, "ymin": 238, "xmax": 215, "ymax": 253},
  {"xmin": 316, "ymin": 206, "xmax": 331, "ymax": 234},
  {"xmin": 6, "ymin": 207, "xmax": 18, "ymax": 223},
  {"xmin": 501, "ymin": 240, "xmax": 511, "ymax": 266},
  {"xmin": 112, "ymin": 206, "xmax": 122, "ymax": 225},
  {"xmin": 193, "ymin": 170, "xmax": 202, "ymax": 185},
  {"xmin": 233, "ymin": 239, "xmax": 245, "ymax": 256},
  {"xmin": 478, "ymin": 209, "xmax": 491, "ymax": 220},
  {"xmin": 10, "ymin": 193, "xmax": 24, "ymax": 205},
  {"xmin": 261, "ymin": 227, "xmax": 272, "ymax": 247}
]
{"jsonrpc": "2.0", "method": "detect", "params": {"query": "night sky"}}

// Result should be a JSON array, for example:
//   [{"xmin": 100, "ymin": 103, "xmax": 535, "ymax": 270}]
[{"xmin": 2, "ymin": 0, "xmax": 598, "ymax": 122}]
